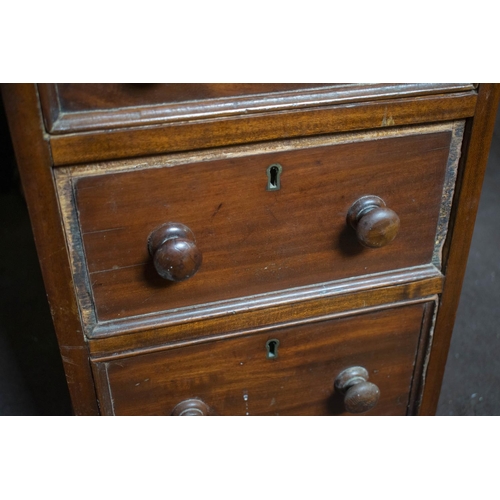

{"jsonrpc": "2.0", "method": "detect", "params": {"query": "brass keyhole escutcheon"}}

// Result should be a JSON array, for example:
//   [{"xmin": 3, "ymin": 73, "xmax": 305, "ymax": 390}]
[
  {"xmin": 266, "ymin": 339, "xmax": 280, "ymax": 359},
  {"xmin": 266, "ymin": 163, "xmax": 283, "ymax": 191}
]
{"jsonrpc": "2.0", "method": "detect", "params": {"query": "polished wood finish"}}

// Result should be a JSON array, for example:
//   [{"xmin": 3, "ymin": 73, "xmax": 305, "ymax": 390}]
[
  {"xmin": 3, "ymin": 83, "xmax": 497, "ymax": 416},
  {"xmin": 347, "ymin": 195, "xmax": 400, "ymax": 248},
  {"xmin": 87, "ymin": 271, "xmax": 442, "ymax": 357},
  {"xmin": 74, "ymin": 130, "xmax": 452, "ymax": 322},
  {"xmin": 0, "ymin": 84, "xmax": 99, "ymax": 415},
  {"xmin": 40, "ymin": 83, "xmax": 334, "ymax": 132},
  {"xmin": 39, "ymin": 83, "xmax": 475, "ymax": 135},
  {"xmin": 419, "ymin": 83, "xmax": 500, "ymax": 415},
  {"xmin": 334, "ymin": 366, "xmax": 380, "ymax": 414},
  {"xmin": 148, "ymin": 223, "xmax": 202, "ymax": 281},
  {"xmin": 48, "ymin": 91, "xmax": 476, "ymax": 166},
  {"xmin": 50, "ymin": 83, "xmax": 333, "ymax": 110},
  {"xmin": 92, "ymin": 303, "xmax": 426, "ymax": 416}
]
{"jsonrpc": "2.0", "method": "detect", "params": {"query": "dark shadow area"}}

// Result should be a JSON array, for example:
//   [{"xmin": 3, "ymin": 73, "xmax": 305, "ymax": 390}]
[
  {"xmin": 336, "ymin": 224, "xmax": 365, "ymax": 257},
  {"xmin": 0, "ymin": 95, "xmax": 72, "ymax": 416},
  {"xmin": 326, "ymin": 390, "xmax": 347, "ymax": 416}
]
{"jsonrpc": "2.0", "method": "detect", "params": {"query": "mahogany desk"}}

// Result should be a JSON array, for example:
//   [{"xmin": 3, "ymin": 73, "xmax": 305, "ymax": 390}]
[{"xmin": 2, "ymin": 83, "xmax": 498, "ymax": 415}]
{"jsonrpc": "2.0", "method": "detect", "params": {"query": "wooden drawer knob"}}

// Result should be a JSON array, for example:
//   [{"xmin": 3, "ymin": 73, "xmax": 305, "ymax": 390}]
[
  {"xmin": 148, "ymin": 223, "xmax": 202, "ymax": 282},
  {"xmin": 171, "ymin": 399, "xmax": 210, "ymax": 416},
  {"xmin": 347, "ymin": 195, "xmax": 400, "ymax": 248},
  {"xmin": 334, "ymin": 366, "xmax": 380, "ymax": 414}
]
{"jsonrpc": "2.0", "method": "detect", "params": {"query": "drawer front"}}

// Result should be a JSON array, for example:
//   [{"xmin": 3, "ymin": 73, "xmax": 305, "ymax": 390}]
[
  {"xmin": 39, "ymin": 83, "xmax": 475, "ymax": 136},
  {"xmin": 93, "ymin": 303, "xmax": 429, "ymax": 416},
  {"xmin": 49, "ymin": 84, "xmax": 334, "ymax": 113},
  {"xmin": 73, "ymin": 126, "xmax": 459, "ymax": 323}
]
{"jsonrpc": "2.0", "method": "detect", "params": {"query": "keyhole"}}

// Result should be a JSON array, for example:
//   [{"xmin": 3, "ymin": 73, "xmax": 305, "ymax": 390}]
[
  {"xmin": 266, "ymin": 163, "xmax": 282, "ymax": 191},
  {"xmin": 266, "ymin": 339, "xmax": 280, "ymax": 359}
]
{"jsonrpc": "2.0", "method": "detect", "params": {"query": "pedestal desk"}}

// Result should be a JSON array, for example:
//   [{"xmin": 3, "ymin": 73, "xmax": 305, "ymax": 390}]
[{"xmin": 2, "ymin": 83, "xmax": 498, "ymax": 415}]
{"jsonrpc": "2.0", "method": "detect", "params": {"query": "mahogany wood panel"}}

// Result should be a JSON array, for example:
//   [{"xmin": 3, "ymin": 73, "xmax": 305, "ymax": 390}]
[
  {"xmin": 93, "ymin": 303, "xmax": 427, "ymax": 416},
  {"xmin": 88, "ymin": 274, "xmax": 442, "ymax": 357},
  {"xmin": 49, "ymin": 92, "xmax": 476, "ymax": 165},
  {"xmin": 50, "ymin": 83, "xmax": 334, "ymax": 112},
  {"xmin": 39, "ymin": 83, "xmax": 474, "ymax": 134},
  {"xmin": 419, "ymin": 83, "xmax": 500, "ymax": 415},
  {"xmin": 0, "ymin": 84, "xmax": 99, "ymax": 415},
  {"xmin": 76, "ymin": 131, "xmax": 451, "ymax": 322},
  {"xmin": 3, "ymin": 83, "xmax": 496, "ymax": 417}
]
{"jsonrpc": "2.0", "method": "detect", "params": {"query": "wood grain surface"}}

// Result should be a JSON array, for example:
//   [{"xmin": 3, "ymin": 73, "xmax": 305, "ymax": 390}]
[
  {"xmin": 93, "ymin": 303, "xmax": 427, "ymax": 416},
  {"xmin": 75, "ymin": 131, "xmax": 452, "ymax": 322},
  {"xmin": 87, "ymin": 271, "xmax": 442, "ymax": 356},
  {"xmin": 39, "ymin": 83, "xmax": 475, "ymax": 134},
  {"xmin": 3, "ymin": 82, "xmax": 495, "ymax": 417},
  {"xmin": 48, "ymin": 83, "xmax": 333, "ymax": 111},
  {"xmin": 48, "ymin": 92, "xmax": 476, "ymax": 165}
]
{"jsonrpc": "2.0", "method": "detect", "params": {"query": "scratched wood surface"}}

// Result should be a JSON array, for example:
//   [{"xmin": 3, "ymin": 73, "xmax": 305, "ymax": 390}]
[
  {"xmin": 420, "ymin": 83, "xmax": 500, "ymax": 414},
  {"xmin": 3, "ymin": 82, "xmax": 496, "ymax": 417},
  {"xmin": 86, "ymin": 269, "xmax": 442, "ymax": 354},
  {"xmin": 93, "ymin": 303, "xmax": 426, "ymax": 416},
  {"xmin": 39, "ymin": 83, "xmax": 475, "ymax": 135},
  {"xmin": 52, "ymin": 83, "xmax": 334, "ymax": 111},
  {"xmin": 48, "ymin": 92, "xmax": 476, "ymax": 165},
  {"xmin": 75, "ymin": 131, "xmax": 452, "ymax": 322}
]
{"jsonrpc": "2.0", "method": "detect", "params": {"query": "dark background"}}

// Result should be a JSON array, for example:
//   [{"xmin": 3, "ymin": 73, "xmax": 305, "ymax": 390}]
[{"xmin": 0, "ymin": 94, "xmax": 498, "ymax": 416}]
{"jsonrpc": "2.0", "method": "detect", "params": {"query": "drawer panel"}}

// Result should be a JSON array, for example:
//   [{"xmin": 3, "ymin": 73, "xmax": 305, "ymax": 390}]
[
  {"xmin": 40, "ymin": 83, "xmax": 474, "ymax": 135},
  {"xmin": 93, "ymin": 303, "xmax": 428, "ymax": 416},
  {"xmin": 72, "ymin": 126, "xmax": 459, "ymax": 323},
  {"xmin": 50, "ymin": 84, "xmax": 334, "ymax": 113}
]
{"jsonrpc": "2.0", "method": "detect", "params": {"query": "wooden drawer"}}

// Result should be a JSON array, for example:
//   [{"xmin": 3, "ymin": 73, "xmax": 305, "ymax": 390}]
[
  {"xmin": 39, "ymin": 83, "xmax": 474, "ymax": 136},
  {"xmin": 63, "ymin": 123, "xmax": 461, "ymax": 325},
  {"xmin": 43, "ymin": 83, "xmax": 333, "ymax": 115},
  {"xmin": 92, "ymin": 302, "xmax": 432, "ymax": 416},
  {"xmin": 4, "ymin": 83, "xmax": 498, "ymax": 417}
]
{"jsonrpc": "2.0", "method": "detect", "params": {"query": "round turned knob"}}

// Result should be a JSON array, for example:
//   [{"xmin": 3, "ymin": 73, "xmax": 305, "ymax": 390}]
[
  {"xmin": 347, "ymin": 195, "xmax": 400, "ymax": 248},
  {"xmin": 171, "ymin": 399, "xmax": 210, "ymax": 416},
  {"xmin": 334, "ymin": 366, "xmax": 380, "ymax": 414},
  {"xmin": 148, "ymin": 223, "xmax": 202, "ymax": 282}
]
